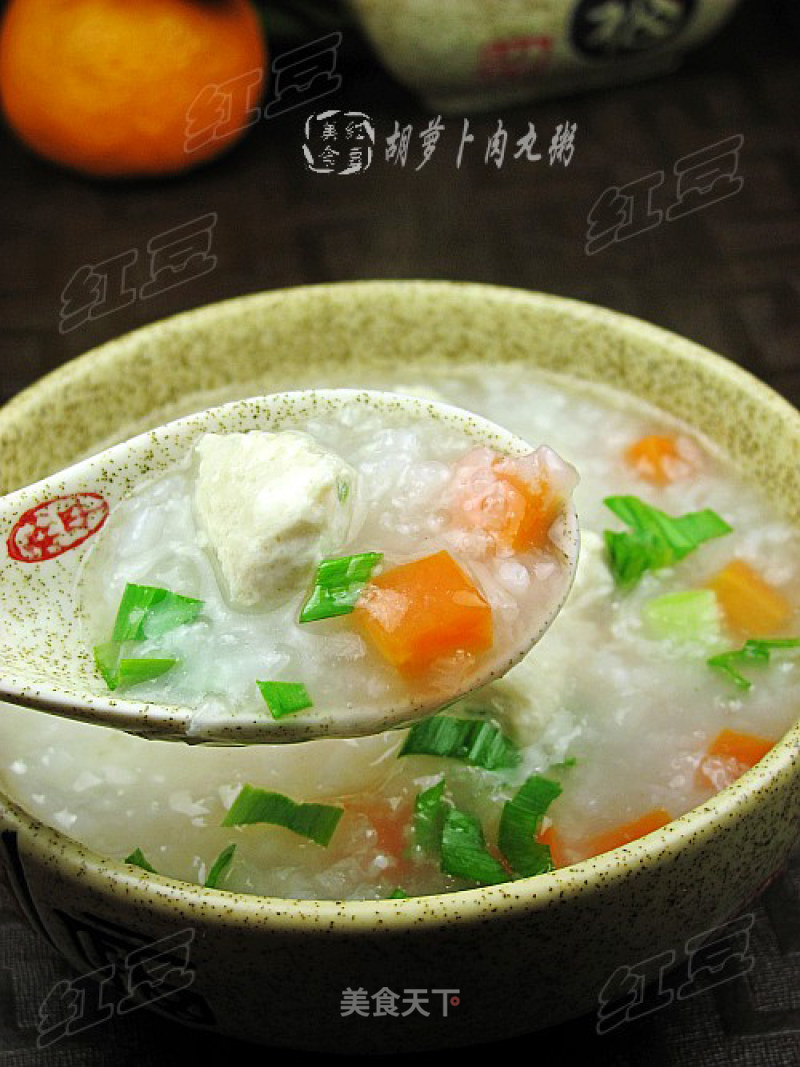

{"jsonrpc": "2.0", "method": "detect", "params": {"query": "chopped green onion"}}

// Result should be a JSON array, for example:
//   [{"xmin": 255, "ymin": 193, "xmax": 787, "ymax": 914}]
[
  {"xmin": 94, "ymin": 642, "xmax": 122, "ymax": 689},
  {"xmin": 498, "ymin": 775, "xmax": 561, "ymax": 877},
  {"xmin": 111, "ymin": 583, "xmax": 204, "ymax": 642},
  {"xmin": 388, "ymin": 887, "xmax": 409, "ymax": 899},
  {"xmin": 221, "ymin": 784, "xmax": 343, "ymax": 846},
  {"xmin": 642, "ymin": 589, "xmax": 721, "ymax": 643},
  {"xmin": 399, "ymin": 716, "xmax": 521, "ymax": 770},
  {"xmin": 256, "ymin": 680, "xmax": 312, "ymax": 719},
  {"xmin": 336, "ymin": 478, "xmax": 350, "ymax": 504},
  {"xmin": 124, "ymin": 848, "xmax": 157, "ymax": 873},
  {"xmin": 708, "ymin": 656, "xmax": 753, "ymax": 690},
  {"xmin": 299, "ymin": 552, "xmax": 383, "ymax": 623},
  {"xmin": 440, "ymin": 809, "xmax": 510, "ymax": 886},
  {"xmin": 603, "ymin": 496, "xmax": 732, "ymax": 588},
  {"xmin": 93, "ymin": 643, "xmax": 177, "ymax": 691},
  {"xmin": 550, "ymin": 756, "xmax": 577, "ymax": 770},
  {"xmin": 117, "ymin": 657, "xmax": 177, "ymax": 687},
  {"xmin": 204, "ymin": 844, "xmax": 236, "ymax": 889},
  {"xmin": 708, "ymin": 637, "xmax": 800, "ymax": 691},
  {"xmin": 413, "ymin": 778, "xmax": 448, "ymax": 853}
]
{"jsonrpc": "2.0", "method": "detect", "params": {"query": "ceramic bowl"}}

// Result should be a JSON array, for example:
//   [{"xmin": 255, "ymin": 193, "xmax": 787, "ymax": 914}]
[
  {"xmin": 0, "ymin": 282, "xmax": 798, "ymax": 1053},
  {"xmin": 346, "ymin": 0, "xmax": 743, "ymax": 112}
]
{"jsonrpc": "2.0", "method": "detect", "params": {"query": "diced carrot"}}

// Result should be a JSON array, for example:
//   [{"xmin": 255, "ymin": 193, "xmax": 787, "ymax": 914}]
[
  {"xmin": 498, "ymin": 469, "xmax": 563, "ymax": 552},
  {"xmin": 625, "ymin": 434, "xmax": 691, "ymax": 486},
  {"xmin": 455, "ymin": 459, "xmax": 563, "ymax": 554},
  {"xmin": 537, "ymin": 825, "xmax": 569, "ymax": 869},
  {"xmin": 696, "ymin": 728, "xmax": 773, "ymax": 791},
  {"xmin": 707, "ymin": 559, "xmax": 791, "ymax": 636},
  {"xmin": 584, "ymin": 808, "xmax": 672, "ymax": 859},
  {"xmin": 708, "ymin": 728, "xmax": 774, "ymax": 764},
  {"xmin": 346, "ymin": 797, "xmax": 413, "ymax": 861},
  {"xmin": 460, "ymin": 472, "xmax": 529, "ymax": 550},
  {"xmin": 354, "ymin": 550, "xmax": 493, "ymax": 676}
]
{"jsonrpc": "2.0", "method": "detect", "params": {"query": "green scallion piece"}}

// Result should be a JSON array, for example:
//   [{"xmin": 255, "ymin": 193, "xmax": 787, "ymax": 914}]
[
  {"xmin": 550, "ymin": 756, "xmax": 577, "ymax": 770},
  {"xmin": 498, "ymin": 775, "xmax": 562, "ymax": 877},
  {"xmin": 111, "ymin": 582, "xmax": 204, "ymax": 642},
  {"xmin": 299, "ymin": 552, "xmax": 383, "ymax": 623},
  {"xmin": 117, "ymin": 657, "xmax": 177, "ymax": 687},
  {"xmin": 388, "ymin": 887, "xmax": 409, "ymax": 899},
  {"xmin": 124, "ymin": 848, "xmax": 157, "ymax": 873},
  {"xmin": 440, "ymin": 809, "xmax": 510, "ymax": 886},
  {"xmin": 94, "ymin": 641, "xmax": 122, "ymax": 690},
  {"xmin": 93, "ymin": 643, "xmax": 177, "ymax": 691},
  {"xmin": 256, "ymin": 680, "xmax": 313, "ymax": 719},
  {"xmin": 221, "ymin": 784, "xmax": 343, "ymax": 846},
  {"xmin": 204, "ymin": 844, "xmax": 236, "ymax": 889},
  {"xmin": 708, "ymin": 637, "xmax": 800, "ymax": 691},
  {"xmin": 399, "ymin": 716, "xmax": 521, "ymax": 771},
  {"xmin": 603, "ymin": 496, "xmax": 732, "ymax": 588},
  {"xmin": 413, "ymin": 778, "xmax": 448, "ymax": 853}
]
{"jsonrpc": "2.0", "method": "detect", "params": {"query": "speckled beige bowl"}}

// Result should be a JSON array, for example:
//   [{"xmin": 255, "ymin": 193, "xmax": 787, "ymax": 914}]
[{"xmin": 1, "ymin": 282, "xmax": 799, "ymax": 1053}]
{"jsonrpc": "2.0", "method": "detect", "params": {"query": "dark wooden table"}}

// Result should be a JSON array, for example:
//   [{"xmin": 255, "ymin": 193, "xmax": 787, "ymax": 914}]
[{"xmin": 1, "ymin": 0, "xmax": 799, "ymax": 1062}]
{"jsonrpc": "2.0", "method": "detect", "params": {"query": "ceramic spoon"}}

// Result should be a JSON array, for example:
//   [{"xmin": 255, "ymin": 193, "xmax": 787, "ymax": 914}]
[{"xmin": 0, "ymin": 389, "xmax": 579, "ymax": 744}]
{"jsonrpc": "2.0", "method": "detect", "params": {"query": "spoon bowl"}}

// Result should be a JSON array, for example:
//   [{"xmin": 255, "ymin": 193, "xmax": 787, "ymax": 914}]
[{"xmin": 0, "ymin": 388, "xmax": 579, "ymax": 743}]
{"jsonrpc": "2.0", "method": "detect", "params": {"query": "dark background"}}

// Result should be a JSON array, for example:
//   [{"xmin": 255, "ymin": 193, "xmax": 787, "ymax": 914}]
[{"xmin": 1, "ymin": 0, "xmax": 799, "ymax": 1062}]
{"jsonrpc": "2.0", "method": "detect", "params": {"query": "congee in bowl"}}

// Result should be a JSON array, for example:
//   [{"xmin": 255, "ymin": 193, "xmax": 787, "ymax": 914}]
[
  {"xmin": 0, "ymin": 282, "xmax": 798, "ymax": 1051},
  {"xmin": 1, "ymin": 361, "xmax": 797, "ymax": 899}
]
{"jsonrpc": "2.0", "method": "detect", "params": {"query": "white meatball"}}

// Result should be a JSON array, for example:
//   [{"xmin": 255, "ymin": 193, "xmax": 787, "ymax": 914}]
[{"xmin": 193, "ymin": 431, "xmax": 356, "ymax": 609}]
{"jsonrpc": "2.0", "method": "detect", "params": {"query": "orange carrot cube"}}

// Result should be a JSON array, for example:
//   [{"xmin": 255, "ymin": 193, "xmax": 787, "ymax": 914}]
[
  {"xmin": 345, "ymin": 797, "xmax": 413, "ymax": 862},
  {"xmin": 455, "ymin": 458, "xmax": 563, "ymax": 553},
  {"xmin": 354, "ymin": 550, "xmax": 493, "ymax": 676},
  {"xmin": 498, "ymin": 470, "xmax": 563, "ymax": 551},
  {"xmin": 696, "ymin": 728, "xmax": 773, "ymax": 791},
  {"xmin": 458, "ymin": 472, "xmax": 528, "ymax": 549},
  {"xmin": 625, "ymin": 434, "xmax": 691, "ymax": 485},
  {"xmin": 707, "ymin": 559, "xmax": 791, "ymax": 636},
  {"xmin": 584, "ymin": 809, "xmax": 672, "ymax": 859}
]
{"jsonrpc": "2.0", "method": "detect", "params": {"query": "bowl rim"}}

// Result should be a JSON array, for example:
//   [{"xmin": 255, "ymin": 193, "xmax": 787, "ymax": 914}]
[{"xmin": 2, "ymin": 279, "xmax": 799, "ymax": 928}]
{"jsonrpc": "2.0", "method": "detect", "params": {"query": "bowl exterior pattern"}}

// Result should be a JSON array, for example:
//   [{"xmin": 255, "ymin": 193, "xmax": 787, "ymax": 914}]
[
  {"xmin": 0, "ymin": 282, "xmax": 799, "ymax": 1052},
  {"xmin": 345, "ymin": 0, "xmax": 742, "ymax": 112}
]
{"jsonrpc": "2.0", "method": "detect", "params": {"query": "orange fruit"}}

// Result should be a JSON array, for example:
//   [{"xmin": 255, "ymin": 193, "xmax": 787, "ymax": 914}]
[{"xmin": 0, "ymin": 0, "xmax": 267, "ymax": 178}]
